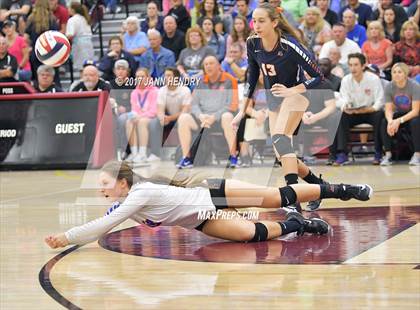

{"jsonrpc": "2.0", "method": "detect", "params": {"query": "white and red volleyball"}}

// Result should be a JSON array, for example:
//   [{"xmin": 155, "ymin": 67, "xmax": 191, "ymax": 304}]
[{"xmin": 35, "ymin": 31, "xmax": 71, "ymax": 67}]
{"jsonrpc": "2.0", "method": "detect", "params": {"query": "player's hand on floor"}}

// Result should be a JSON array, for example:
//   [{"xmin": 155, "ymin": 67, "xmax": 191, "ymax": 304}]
[{"xmin": 45, "ymin": 233, "xmax": 69, "ymax": 249}]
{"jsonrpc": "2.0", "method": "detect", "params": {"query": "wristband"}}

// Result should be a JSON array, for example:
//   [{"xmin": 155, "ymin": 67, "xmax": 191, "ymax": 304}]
[{"xmin": 400, "ymin": 117, "xmax": 404, "ymax": 124}]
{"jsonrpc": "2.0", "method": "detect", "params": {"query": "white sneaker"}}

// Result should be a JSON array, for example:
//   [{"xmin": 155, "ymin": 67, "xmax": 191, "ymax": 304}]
[
  {"xmin": 408, "ymin": 154, "xmax": 420, "ymax": 166},
  {"xmin": 147, "ymin": 154, "xmax": 161, "ymax": 162},
  {"xmin": 380, "ymin": 156, "xmax": 392, "ymax": 166},
  {"xmin": 133, "ymin": 154, "xmax": 147, "ymax": 163},
  {"xmin": 125, "ymin": 153, "xmax": 137, "ymax": 162}
]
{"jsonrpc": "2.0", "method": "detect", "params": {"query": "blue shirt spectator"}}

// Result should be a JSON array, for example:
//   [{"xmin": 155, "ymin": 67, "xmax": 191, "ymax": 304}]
[
  {"xmin": 339, "ymin": 0, "xmax": 372, "ymax": 28},
  {"xmin": 139, "ymin": 29, "xmax": 176, "ymax": 79},
  {"xmin": 343, "ymin": 8, "xmax": 367, "ymax": 47},
  {"xmin": 123, "ymin": 16, "xmax": 150, "ymax": 63}
]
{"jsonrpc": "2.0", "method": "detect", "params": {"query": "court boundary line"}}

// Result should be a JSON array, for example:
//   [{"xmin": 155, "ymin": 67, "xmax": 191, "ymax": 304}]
[{"xmin": 39, "ymin": 245, "xmax": 82, "ymax": 310}]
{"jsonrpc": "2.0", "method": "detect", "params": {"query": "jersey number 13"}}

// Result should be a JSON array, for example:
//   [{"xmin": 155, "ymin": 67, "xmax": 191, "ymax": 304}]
[{"xmin": 261, "ymin": 63, "xmax": 277, "ymax": 76}]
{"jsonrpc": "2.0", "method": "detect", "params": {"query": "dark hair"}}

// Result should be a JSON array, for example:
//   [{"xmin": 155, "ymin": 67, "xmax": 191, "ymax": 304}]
[
  {"xmin": 108, "ymin": 36, "xmax": 123, "ymax": 47},
  {"xmin": 348, "ymin": 52, "xmax": 366, "ymax": 65},
  {"xmin": 164, "ymin": 67, "xmax": 181, "ymax": 78},
  {"xmin": 101, "ymin": 161, "xmax": 208, "ymax": 188},
  {"xmin": 332, "ymin": 22, "xmax": 346, "ymax": 28},
  {"xmin": 70, "ymin": 2, "xmax": 91, "ymax": 25},
  {"xmin": 199, "ymin": 0, "xmax": 219, "ymax": 17},
  {"xmin": 256, "ymin": 3, "xmax": 305, "ymax": 46},
  {"xmin": 231, "ymin": 15, "xmax": 251, "ymax": 42},
  {"xmin": 237, "ymin": 0, "xmax": 250, "ymax": 5}
]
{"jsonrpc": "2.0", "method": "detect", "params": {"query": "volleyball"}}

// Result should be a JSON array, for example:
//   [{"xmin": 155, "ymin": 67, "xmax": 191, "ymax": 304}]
[{"xmin": 35, "ymin": 31, "xmax": 71, "ymax": 67}]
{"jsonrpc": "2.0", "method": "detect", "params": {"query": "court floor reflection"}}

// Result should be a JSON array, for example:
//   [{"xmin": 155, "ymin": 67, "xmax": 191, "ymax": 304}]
[{"xmin": 99, "ymin": 206, "xmax": 420, "ymax": 264}]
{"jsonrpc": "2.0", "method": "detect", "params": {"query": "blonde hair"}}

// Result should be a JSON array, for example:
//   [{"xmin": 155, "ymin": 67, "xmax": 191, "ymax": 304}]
[
  {"xmin": 256, "ymin": 3, "xmax": 305, "ymax": 47},
  {"xmin": 28, "ymin": 0, "xmax": 54, "ymax": 34},
  {"xmin": 367, "ymin": 20, "xmax": 385, "ymax": 40},
  {"xmin": 101, "ymin": 161, "xmax": 209, "ymax": 188},
  {"xmin": 391, "ymin": 62, "xmax": 410, "ymax": 78},
  {"xmin": 302, "ymin": 7, "xmax": 325, "ymax": 34},
  {"xmin": 400, "ymin": 20, "xmax": 420, "ymax": 41},
  {"xmin": 185, "ymin": 26, "xmax": 207, "ymax": 48}
]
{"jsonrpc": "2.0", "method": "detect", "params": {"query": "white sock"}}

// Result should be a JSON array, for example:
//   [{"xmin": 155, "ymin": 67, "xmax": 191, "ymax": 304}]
[
  {"xmin": 139, "ymin": 147, "xmax": 147, "ymax": 157},
  {"xmin": 130, "ymin": 146, "xmax": 138, "ymax": 154}
]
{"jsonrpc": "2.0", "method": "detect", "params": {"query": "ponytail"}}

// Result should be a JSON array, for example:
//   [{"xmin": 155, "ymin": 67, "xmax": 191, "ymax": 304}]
[
  {"xmin": 257, "ymin": 3, "xmax": 306, "ymax": 47},
  {"xmin": 101, "ymin": 161, "xmax": 210, "ymax": 188}
]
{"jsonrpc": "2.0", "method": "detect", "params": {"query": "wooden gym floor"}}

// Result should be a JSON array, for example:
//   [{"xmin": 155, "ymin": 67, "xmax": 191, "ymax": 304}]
[{"xmin": 0, "ymin": 162, "xmax": 419, "ymax": 309}]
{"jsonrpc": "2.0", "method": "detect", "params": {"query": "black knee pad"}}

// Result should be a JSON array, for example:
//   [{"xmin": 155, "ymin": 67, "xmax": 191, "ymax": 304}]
[
  {"xmin": 272, "ymin": 134, "xmax": 294, "ymax": 156},
  {"xmin": 250, "ymin": 222, "xmax": 268, "ymax": 242},
  {"xmin": 279, "ymin": 186, "xmax": 297, "ymax": 207}
]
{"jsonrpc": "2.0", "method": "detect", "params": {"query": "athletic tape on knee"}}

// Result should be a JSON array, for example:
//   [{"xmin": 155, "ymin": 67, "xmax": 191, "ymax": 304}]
[
  {"xmin": 250, "ymin": 222, "xmax": 268, "ymax": 242},
  {"xmin": 272, "ymin": 134, "xmax": 294, "ymax": 156},
  {"xmin": 279, "ymin": 186, "xmax": 297, "ymax": 208}
]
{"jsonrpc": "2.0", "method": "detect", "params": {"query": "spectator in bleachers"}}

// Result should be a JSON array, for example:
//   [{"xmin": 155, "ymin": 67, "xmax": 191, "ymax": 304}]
[
  {"xmin": 0, "ymin": 36, "xmax": 18, "ymax": 82},
  {"xmin": 201, "ymin": 17, "xmax": 225, "ymax": 62},
  {"xmin": 71, "ymin": 65, "xmax": 111, "ymax": 92},
  {"xmin": 0, "ymin": 0, "xmax": 31, "ymax": 34},
  {"xmin": 362, "ymin": 21, "xmax": 393, "ymax": 78},
  {"xmin": 221, "ymin": 42, "xmax": 247, "ymax": 82},
  {"xmin": 338, "ymin": 0, "xmax": 372, "ymax": 28},
  {"xmin": 394, "ymin": 20, "xmax": 420, "ymax": 78},
  {"xmin": 381, "ymin": 6, "xmax": 401, "ymax": 43},
  {"xmin": 371, "ymin": 0, "xmax": 408, "ymax": 25},
  {"xmin": 139, "ymin": 29, "xmax": 176, "ymax": 79},
  {"xmin": 267, "ymin": 0, "xmax": 298, "ymax": 28},
  {"xmin": 409, "ymin": 1, "xmax": 419, "ymax": 24},
  {"xmin": 141, "ymin": 1, "xmax": 164, "ymax": 35},
  {"xmin": 33, "ymin": 65, "xmax": 62, "ymax": 92},
  {"xmin": 123, "ymin": 16, "xmax": 150, "ymax": 64},
  {"xmin": 218, "ymin": 0, "xmax": 236, "ymax": 33},
  {"xmin": 301, "ymin": 78, "xmax": 338, "ymax": 165},
  {"xmin": 109, "ymin": 59, "xmax": 135, "ymax": 161},
  {"xmin": 176, "ymin": 26, "xmax": 216, "ymax": 80},
  {"xmin": 196, "ymin": 0, "xmax": 223, "ymax": 34},
  {"xmin": 98, "ymin": 36, "xmax": 137, "ymax": 82},
  {"xmin": 176, "ymin": 55, "xmax": 239, "ymax": 168},
  {"xmin": 167, "ymin": 0, "xmax": 191, "ymax": 34},
  {"xmin": 333, "ymin": 53, "xmax": 384, "ymax": 165},
  {"xmin": 66, "ymin": 2, "xmax": 94, "ymax": 71},
  {"xmin": 328, "ymin": 47, "xmax": 349, "ymax": 78},
  {"xmin": 3, "ymin": 20, "xmax": 31, "ymax": 81},
  {"xmin": 104, "ymin": 0, "xmax": 121, "ymax": 14},
  {"xmin": 299, "ymin": 7, "xmax": 332, "ymax": 54},
  {"xmin": 319, "ymin": 23, "xmax": 361, "ymax": 65},
  {"xmin": 314, "ymin": 0, "xmax": 338, "ymax": 27},
  {"xmin": 232, "ymin": 0, "xmax": 253, "ymax": 26},
  {"xmin": 24, "ymin": 0, "xmax": 58, "ymax": 82},
  {"xmin": 49, "ymin": 0, "xmax": 68, "ymax": 33},
  {"xmin": 148, "ymin": 67, "xmax": 192, "ymax": 160},
  {"xmin": 342, "ymin": 9, "xmax": 366, "ymax": 47},
  {"xmin": 225, "ymin": 16, "xmax": 250, "ymax": 60},
  {"xmin": 126, "ymin": 67, "xmax": 158, "ymax": 163},
  {"xmin": 281, "ymin": 0, "xmax": 307, "ymax": 23},
  {"xmin": 162, "ymin": 15, "xmax": 185, "ymax": 60},
  {"xmin": 318, "ymin": 57, "xmax": 341, "ymax": 91},
  {"xmin": 380, "ymin": 62, "xmax": 420, "ymax": 166}
]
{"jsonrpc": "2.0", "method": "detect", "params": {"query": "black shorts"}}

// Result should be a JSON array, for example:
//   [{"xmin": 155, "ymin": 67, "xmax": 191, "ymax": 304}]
[
  {"xmin": 195, "ymin": 178, "xmax": 227, "ymax": 231},
  {"xmin": 266, "ymin": 91, "xmax": 310, "ymax": 112}
]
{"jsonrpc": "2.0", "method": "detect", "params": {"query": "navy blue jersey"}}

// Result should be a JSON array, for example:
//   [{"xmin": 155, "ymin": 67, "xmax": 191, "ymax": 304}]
[{"xmin": 244, "ymin": 34, "xmax": 323, "ymax": 99}]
